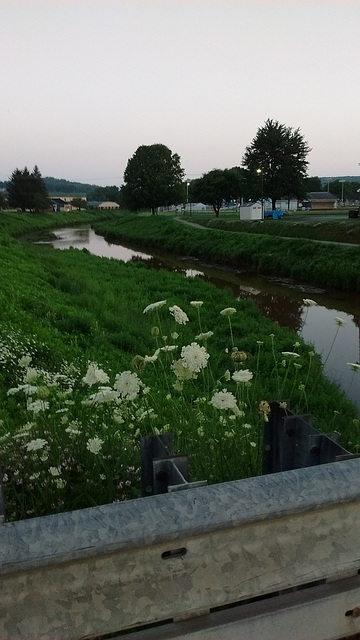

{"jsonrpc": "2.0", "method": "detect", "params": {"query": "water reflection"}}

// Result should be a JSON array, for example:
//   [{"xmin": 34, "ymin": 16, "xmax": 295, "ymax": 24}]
[{"xmin": 40, "ymin": 226, "xmax": 360, "ymax": 411}]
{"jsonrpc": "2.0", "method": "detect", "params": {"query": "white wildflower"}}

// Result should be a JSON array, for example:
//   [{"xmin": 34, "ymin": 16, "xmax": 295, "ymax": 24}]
[
  {"xmin": 144, "ymin": 348, "xmax": 160, "ymax": 363},
  {"xmin": 54, "ymin": 478, "xmax": 66, "ymax": 489},
  {"xmin": 86, "ymin": 436, "xmax": 104, "ymax": 455},
  {"xmin": 114, "ymin": 371, "xmax": 142, "ymax": 400},
  {"xmin": 210, "ymin": 390, "xmax": 238, "ymax": 412},
  {"xmin": 82, "ymin": 362, "xmax": 110, "ymax": 387},
  {"xmin": 18, "ymin": 355, "xmax": 32, "ymax": 367},
  {"xmin": 172, "ymin": 359, "xmax": 196, "ymax": 381},
  {"xmin": 86, "ymin": 386, "xmax": 119, "ymax": 404},
  {"xmin": 180, "ymin": 342, "xmax": 209, "ymax": 373},
  {"xmin": 347, "ymin": 363, "xmax": 360, "ymax": 372},
  {"xmin": 334, "ymin": 317, "xmax": 346, "ymax": 326},
  {"xmin": 195, "ymin": 331, "xmax": 214, "ymax": 341},
  {"xmin": 281, "ymin": 351, "xmax": 300, "ymax": 358},
  {"xmin": 220, "ymin": 307, "xmax": 236, "ymax": 316},
  {"xmin": 160, "ymin": 345, "xmax": 177, "ymax": 352},
  {"xmin": 26, "ymin": 438, "xmax": 48, "ymax": 452},
  {"xmin": 49, "ymin": 467, "xmax": 61, "ymax": 477},
  {"xmin": 190, "ymin": 300, "xmax": 203, "ymax": 308},
  {"xmin": 169, "ymin": 305, "xmax": 189, "ymax": 325},
  {"xmin": 303, "ymin": 298, "xmax": 317, "ymax": 307},
  {"xmin": 23, "ymin": 368, "xmax": 39, "ymax": 384},
  {"xmin": 232, "ymin": 369, "xmax": 253, "ymax": 384},
  {"xmin": 143, "ymin": 300, "xmax": 166, "ymax": 313},
  {"xmin": 27, "ymin": 399, "xmax": 49, "ymax": 413}
]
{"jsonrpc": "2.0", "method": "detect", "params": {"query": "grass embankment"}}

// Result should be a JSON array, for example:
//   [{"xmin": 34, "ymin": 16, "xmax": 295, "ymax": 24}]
[
  {"xmin": 0, "ymin": 211, "xmax": 358, "ymax": 520},
  {"xmin": 93, "ymin": 214, "xmax": 360, "ymax": 292},
  {"xmin": 194, "ymin": 216, "xmax": 360, "ymax": 245}
]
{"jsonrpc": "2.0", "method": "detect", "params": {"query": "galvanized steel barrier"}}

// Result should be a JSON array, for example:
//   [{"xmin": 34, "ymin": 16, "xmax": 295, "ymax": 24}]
[{"xmin": 1, "ymin": 406, "xmax": 360, "ymax": 640}]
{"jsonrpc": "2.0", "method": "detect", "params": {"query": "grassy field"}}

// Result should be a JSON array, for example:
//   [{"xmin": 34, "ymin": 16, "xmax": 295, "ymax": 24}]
[
  {"xmin": 0, "ymin": 210, "xmax": 358, "ymax": 520},
  {"xmin": 93, "ymin": 213, "xmax": 360, "ymax": 292}
]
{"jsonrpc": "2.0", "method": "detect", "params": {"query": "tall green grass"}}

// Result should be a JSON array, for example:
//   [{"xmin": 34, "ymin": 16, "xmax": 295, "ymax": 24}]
[
  {"xmin": 93, "ymin": 215, "xmax": 360, "ymax": 291},
  {"xmin": 0, "ymin": 211, "xmax": 358, "ymax": 520}
]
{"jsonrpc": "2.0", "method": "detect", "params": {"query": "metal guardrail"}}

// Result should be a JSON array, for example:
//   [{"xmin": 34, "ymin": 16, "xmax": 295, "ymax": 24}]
[{"xmin": 1, "ymin": 404, "xmax": 360, "ymax": 639}]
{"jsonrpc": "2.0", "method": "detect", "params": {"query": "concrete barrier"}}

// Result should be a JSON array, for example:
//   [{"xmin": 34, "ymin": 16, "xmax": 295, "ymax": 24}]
[{"xmin": 1, "ymin": 459, "xmax": 360, "ymax": 640}]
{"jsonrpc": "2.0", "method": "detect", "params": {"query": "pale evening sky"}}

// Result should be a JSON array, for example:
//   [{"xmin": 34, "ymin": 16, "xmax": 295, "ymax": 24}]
[{"xmin": 1, "ymin": 0, "xmax": 359, "ymax": 187}]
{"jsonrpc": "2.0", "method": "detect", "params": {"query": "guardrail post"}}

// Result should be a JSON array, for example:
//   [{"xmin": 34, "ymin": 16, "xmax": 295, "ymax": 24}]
[
  {"xmin": 140, "ymin": 434, "xmax": 207, "ymax": 496},
  {"xmin": 263, "ymin": 401, "xmax": 354, "ymax": 474}
]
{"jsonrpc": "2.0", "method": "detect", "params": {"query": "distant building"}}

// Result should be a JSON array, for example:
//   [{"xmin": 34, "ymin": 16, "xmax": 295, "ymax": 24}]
[
  {"xmin": 239, "ymin": 201, "xmax": 262, "ymax": 220},
  {"xmin": 50, "ymin": 194, "xmax": 87, "ymax": 212},
  {"xmin": 304, "ymin": 192, "xmax": 338, "ymax": 211},
  {"xmin": 98, "ymin": 201, "xmax": 120, "ymax": 210}
]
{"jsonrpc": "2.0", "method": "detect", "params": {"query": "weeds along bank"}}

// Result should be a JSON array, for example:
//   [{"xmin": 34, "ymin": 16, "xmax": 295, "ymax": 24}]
[
  {"xmin": 196, "ymin": 216, "xmax": 360, "ymax": 246},
  {"xmin": 93, "ymin": 214, "xmax": 360, "ymax": 292},
  {"xmin": 0, "ymin": 212, "xmax": 358, "ymax": 521}
]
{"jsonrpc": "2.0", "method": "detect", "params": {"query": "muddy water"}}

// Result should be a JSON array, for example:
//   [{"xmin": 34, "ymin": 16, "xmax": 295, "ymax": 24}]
[{"xmin": 40, "ymin": 225, "xmax": 360, "ymax": 411}]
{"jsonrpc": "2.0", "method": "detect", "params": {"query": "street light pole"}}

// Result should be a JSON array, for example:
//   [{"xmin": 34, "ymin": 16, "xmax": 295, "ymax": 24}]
[
  {"xmin": 257, "ymin": 168, "xmax": 264, "ymax": 220},
  {"xmin": 186, "ymin": 181, "xmax": 191, "ymax": 217},
  {"xmin": 339, "ymin": 179, "xmax": 345, "ymax": 206}
]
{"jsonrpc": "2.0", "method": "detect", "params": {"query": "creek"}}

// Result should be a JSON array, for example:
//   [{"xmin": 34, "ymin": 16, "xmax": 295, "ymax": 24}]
[{"xmin": 38, "ymin": 225, "xmax": 360, "ymax": 412}]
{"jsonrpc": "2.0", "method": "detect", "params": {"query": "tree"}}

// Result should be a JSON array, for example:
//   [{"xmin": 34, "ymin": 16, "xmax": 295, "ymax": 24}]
[
  {"xmin": 7, "ymin": 166, "xmax": 49, "ymax": 211},
  {"xmin": 191, "ymin": 168, "xmax": 243, "ymax": 216},
  {"xmin": 88, "ymin": 185, "xmax": 122, "ymax": 205},
  {"xmin": 71, "ymin": 197, "xmax": 86, "ymax": 211},
  {"xmin": 0, "ymin": 191, "xmax": 7, "ymax": 210},
  {"xmin": 122, "ymin": 144, "xmax": 185, "ymax": 215},
  {"xmin": 328, "ymin": 180, "xmax": 360, "ymax": 202},
  {"xmin": 304, "ymin": 176, "xmax": 323, "ymax": 193},
  {"xmin": 242, "ymin": 119, "xmax": 310, "ymax": 210}
]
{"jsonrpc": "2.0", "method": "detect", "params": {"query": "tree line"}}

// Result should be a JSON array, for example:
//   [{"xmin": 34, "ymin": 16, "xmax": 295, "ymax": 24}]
[{"xmin": 2, "ymin": 119, "xmax": 359, "ymax": 215}]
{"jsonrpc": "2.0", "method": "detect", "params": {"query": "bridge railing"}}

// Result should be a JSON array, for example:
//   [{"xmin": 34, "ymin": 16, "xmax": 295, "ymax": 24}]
[{"xmin": 1, "ymin": 403, "xmax": 360, "ymax": 640}]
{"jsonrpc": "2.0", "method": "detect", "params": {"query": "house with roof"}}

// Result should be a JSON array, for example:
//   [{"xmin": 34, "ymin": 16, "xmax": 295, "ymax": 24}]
[
  {"xmin": 304, "ymin": 192, "xmax": 338, "ymax": 211},
  {"xmin": 50, "ymin": 194, "xmax": 87, "ymax": 212}
]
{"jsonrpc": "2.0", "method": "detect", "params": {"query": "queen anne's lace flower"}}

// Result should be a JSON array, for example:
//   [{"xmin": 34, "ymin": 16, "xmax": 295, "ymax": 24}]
[
  {"xmin": 232, "ymin": 369, "xmax": 253, "ymax": 383},
  {"xmin": 26, "ymin": 438, "xmax": 48, "ymax": 452},
  {"xmin": 210, "ymin": 390, "xmax": 238, "ymax": 412},
  {"xmin": 334, "ymin": 317, "xmax": 346, "ymax": 326},
  {"xmin": 86, "ymin": 436, "xmax": 104, "ymax": 454},
  {"xmin": 180, "ymin": 342, "xmax": 209, "ymax": 373},
  {"xmin": 27, "ymin": 399, "xmax": 49, "ymax": 413},
  {"xmin": 195, "ymin": 331, "xmax": 214, "ymax": 341},
  {"xmin": 303, "ymin": 298, "xmax": 317, "ymax": 307},
  {"xmin": 82, "ymin": 363, "xmax": 110, "ymax": 387},
  {"xmin": 114, "ymin": 371, "xmax": 142, "ymax": 400},
  {"xmin": 172, "ymin": 359, "xmax": 196, "ymax": 381},
  {"xmin": 86, "ymin": 387, "xmax": 119, "ymax": 404},
  {"xmin": 347, "ymin": 362, "xmax": 360, "ymax": 371},
  {"xmin": 169, "ymin": 305, "xmax": 189, "ymax": 325},
  {"xmin": 190, "ymin": 301, "xmax": 203, "ymax": 308},
  {"xmin": 23, "ymin": 368, "xmax": 39, "ymax": 384},
  {"xmin": 220, "ymin": 307, "xmax": 236, "ymax": 316},
  {"xmin": 143, "ymin": 300, "xmax": 166, "ymax": 314}
]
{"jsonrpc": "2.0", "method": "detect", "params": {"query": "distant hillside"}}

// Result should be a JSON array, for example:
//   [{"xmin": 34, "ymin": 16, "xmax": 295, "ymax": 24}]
[
  {"xmin": 44, "ymin": 177, "xmax": 101, "ymax": 195},
  {"xmin": 320, "ymin": 176, "xmax": 360, "ymax": 186}
]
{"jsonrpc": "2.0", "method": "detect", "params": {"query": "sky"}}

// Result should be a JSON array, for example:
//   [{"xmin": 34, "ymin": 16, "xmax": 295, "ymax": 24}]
[{"xmin": 1, "ymin": 0, "xmax": 360, "ymax": 187}]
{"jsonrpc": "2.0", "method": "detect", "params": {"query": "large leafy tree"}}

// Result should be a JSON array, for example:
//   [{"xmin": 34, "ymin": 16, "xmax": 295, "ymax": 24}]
[
  {"xmin": 122, "ymin": 143, "xmax": 184, "ymax": 215},
  {"xmin": 191, "ymin": 168, "xmax": 243, "ymax": 216},
  {"xmin": 242, "ymin": 119, "xmax": 310, "ymax": 209},
  {"xmin": 7, "ymin": 165, "xmax": 49, "ymax": 211}
]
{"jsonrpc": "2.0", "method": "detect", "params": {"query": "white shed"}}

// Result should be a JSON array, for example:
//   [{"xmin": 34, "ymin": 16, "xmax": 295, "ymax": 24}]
[{"xmin": 239, "ymin": 201, "xmax": 262, "ymax": 220}]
